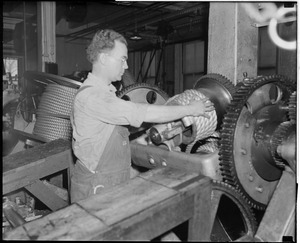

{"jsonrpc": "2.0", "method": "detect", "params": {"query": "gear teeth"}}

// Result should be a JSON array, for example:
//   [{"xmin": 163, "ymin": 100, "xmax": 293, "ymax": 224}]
[
  {"xmin": 117, "ymin": 82, "xmax": 169, "ymax": 101},
  {"xmin": 288, "ymin": 91, "xmax": 297, "ymax": 121},
  {"xmin": 211, "ymin": 180, "xmax": 258, "ymax": 234},
  {"xmin": 219, "ymin": 74, "xmax": 296, "ymax": 210},
  {"xmin": 271, "ymin": 121, "xmax": 296, "ymax": 168},
  {"xmin": 193, "ymin": 73, "xmax": 237, "ymax": 97}
]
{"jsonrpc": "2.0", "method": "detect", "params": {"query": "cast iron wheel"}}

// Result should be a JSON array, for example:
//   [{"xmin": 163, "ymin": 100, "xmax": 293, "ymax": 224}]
[
  {"xmin": 117, "ymin": 83, "xmax": 169, "ymax": 137},
  {"xmin": 219, "ymin": 74, "xmax": 296, "ymax": 210},
  {"xmin": 117, "ymin": 82, "xmax": 169, "ymax": 104},
  {"xmin": 210, "ymin": 180, "xmax": 257, "ymax": 242}
]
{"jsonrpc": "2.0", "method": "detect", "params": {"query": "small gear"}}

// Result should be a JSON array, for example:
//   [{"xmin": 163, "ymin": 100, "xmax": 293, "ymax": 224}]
[
  {"xmin": 288, "ymin": 91, "xmax": 297, "ymax": 122},
  {"xmin": 271, "ymin": 120, "xmax": 296, "ymax": 168}
]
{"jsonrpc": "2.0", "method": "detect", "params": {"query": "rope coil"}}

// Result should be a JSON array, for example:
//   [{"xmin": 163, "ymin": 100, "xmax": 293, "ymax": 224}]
[{"xmin": 165, "ymin": 89, "xmax": 217, "ymax": 150}]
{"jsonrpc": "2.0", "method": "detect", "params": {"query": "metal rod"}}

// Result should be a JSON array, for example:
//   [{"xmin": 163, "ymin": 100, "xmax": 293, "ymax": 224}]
[
  {"xmin": 142, "ymin": 48, "xmax": 156, "ymax": 83},
  {"xmin": 23, "ymin": 1, "xmax": 27, "ymax": 71},
  {"xmin": 136, "ymin": 51, "xmax": 148, "ymax": 82},
  {"xmin": 155, "ymin": 41, "xmax": 165, "ymax": 85}
]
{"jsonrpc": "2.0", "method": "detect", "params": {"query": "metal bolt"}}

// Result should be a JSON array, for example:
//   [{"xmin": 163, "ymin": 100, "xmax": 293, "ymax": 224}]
[
  {"xmin": 149, "ymin": 157, "xmax": 155, "ymax": 165},
  {"xmin": 162, "ymin": 160, "xmax": 167, "ymax": 167},
  {"xmin": 255, "ymin": 186, "xmax": 263, "ymax": 193},
  {"xmin": 241, "ymin": 149, "xmax": 247, "ymax": 155},
  {"xmin": 248, "ymin": 175, "xmax": 254, "ymax": 182}
]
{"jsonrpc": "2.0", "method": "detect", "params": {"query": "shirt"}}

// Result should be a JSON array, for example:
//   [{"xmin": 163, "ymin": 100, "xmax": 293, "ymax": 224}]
[{"xmin": 71, "ymin": 73, "xmax": 148, "ymax": 172}]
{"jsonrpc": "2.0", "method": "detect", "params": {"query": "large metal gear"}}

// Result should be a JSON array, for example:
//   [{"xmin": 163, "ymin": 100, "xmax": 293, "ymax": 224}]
[
  {"xmin": 218, "ymin": 74, "xmax": 296, "ymax": 210},
  {"xmin": 210, "ymin": 180, "xmax": 257, "ymax": 241}
]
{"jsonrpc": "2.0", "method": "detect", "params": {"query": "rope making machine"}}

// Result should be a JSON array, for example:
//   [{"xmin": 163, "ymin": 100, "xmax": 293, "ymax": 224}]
[{"xmin": 118, "ymin": 73, "xmax": 297, "ymax": 242}]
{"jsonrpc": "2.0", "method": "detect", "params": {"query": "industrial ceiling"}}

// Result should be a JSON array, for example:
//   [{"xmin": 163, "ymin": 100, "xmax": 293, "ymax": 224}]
[{"xmin": 3, "ymin": 1, "xmax": 209, "ymax": 52}]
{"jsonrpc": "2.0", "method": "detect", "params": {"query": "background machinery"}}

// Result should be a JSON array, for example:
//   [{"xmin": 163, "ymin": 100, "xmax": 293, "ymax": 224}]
[{"xmin": 3, "ymin": 71, "xmax": 297, "ymax": 241}]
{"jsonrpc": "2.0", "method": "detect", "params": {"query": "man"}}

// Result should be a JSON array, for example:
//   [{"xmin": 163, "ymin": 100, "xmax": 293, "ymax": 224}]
[{"xmin": 70, "ymin": 29, "xmax": 214, "ymax": 203}]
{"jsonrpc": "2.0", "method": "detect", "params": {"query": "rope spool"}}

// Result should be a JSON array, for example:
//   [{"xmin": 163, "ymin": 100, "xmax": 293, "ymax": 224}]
[
  {"xmin": 165, "ymin": 89, "xmax": 217, "ymax": 144},
  {"xmin": 37, "ymin": 84, "xmax": 77, "ymax": 117},
  {"xmin": 33, "ymin": 115, "xmax": 72, "ymax": 141},
  {"xmin": 34, "ymin": 83, "xmax": 77, "ymax": 141}
]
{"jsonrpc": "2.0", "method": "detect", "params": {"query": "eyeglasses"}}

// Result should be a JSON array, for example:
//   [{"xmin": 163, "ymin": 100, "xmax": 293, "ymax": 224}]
[{"xmin": 105, "ymin": 54, "xmax": 128, "ymax": 66}]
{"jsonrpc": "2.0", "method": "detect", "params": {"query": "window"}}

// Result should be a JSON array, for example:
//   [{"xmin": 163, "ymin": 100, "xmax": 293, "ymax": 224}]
[{"xmin": 3, "ymin": 57, "xmax": 20, "ymax": 90}]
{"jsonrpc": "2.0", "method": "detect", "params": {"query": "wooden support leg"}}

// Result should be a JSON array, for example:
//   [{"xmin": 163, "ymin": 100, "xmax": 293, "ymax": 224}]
[
  {"xmin": 188, "ymin": 179, "xmax": 212, "ymax": 241},
  {"xmin": 254, "ymin": 168, "xmax": 296, "ymax": 242}
]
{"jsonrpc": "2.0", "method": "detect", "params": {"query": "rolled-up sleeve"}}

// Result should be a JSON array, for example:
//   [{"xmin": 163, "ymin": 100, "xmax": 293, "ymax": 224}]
[{"xmin": 83, "ymin": 91, "xmax": 149, "ymax": 127}]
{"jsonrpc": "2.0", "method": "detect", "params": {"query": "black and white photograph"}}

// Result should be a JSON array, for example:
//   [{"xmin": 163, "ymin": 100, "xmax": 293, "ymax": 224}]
[{"xmin": 2, "ymin": 1, "xmax": 297, "ymax": 241}]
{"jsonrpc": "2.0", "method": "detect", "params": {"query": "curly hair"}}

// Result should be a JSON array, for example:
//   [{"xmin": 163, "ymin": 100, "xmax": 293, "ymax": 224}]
[{"xmin": 86, "ymin": 29, "xmax": 127, "ymax": 64}]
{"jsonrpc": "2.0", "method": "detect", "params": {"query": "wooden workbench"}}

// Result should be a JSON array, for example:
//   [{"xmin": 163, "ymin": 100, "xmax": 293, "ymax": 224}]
[
  {"xmin": 3, "ymin": 138, "xmax": 74, "ymax": 211},
  {"xmin": 4, "ymin": 166, "xmax": 212, "ymax": 241}
]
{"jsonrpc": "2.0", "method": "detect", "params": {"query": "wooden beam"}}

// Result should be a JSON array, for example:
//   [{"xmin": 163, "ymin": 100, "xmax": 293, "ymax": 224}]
[
  {"xmin": 207, "ymin": 2, "xmax": 258, "ymax": 84},
  {"xmin": 25, "ymin": 180, "xmax": 68, "ymax": 211}
]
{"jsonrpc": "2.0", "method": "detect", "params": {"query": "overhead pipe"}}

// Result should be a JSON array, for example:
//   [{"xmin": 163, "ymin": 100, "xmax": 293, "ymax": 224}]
[
  {"xmin": 108, "ymin": 3, "xmax": 208, "ymax": 38},
  {"xmin": 65, "ymin": 3, "xmax": 208, "ymax": 42},
  {"xmin": 173, "ymin": 17, "xmax": 207, "ymax": 30}
]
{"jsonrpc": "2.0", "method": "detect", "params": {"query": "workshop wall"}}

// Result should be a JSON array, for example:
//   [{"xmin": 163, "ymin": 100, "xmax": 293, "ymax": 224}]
[{"xmin": 56, "ymin": 18, "xmax": 91, "ymax": 77}]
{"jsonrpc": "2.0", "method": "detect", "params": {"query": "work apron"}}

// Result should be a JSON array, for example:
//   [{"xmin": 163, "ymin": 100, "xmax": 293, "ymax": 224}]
[{"xmin": 70, "ymin": 124, "xmax": 131, "ymax": 203}]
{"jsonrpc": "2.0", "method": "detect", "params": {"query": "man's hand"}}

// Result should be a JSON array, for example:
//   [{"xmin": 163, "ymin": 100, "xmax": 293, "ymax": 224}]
[{"xmin": 189, "ymin": 98, "xmax": 215, "ymax": 119}]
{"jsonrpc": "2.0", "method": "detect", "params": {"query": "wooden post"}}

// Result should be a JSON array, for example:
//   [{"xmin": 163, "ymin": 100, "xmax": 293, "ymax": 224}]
[
  {"xmin": 37, "ymin": 2, "xmax": 56, "ymax": 72},
  {"xmin": 207, "ymin": 2, "xmax": 258, "ymax": 84}
]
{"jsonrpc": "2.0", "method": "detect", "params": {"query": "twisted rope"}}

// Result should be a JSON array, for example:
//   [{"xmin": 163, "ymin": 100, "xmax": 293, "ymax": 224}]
[{"xmin": 165, "ymin": 89, "xmax": 217, "ymax": 150}]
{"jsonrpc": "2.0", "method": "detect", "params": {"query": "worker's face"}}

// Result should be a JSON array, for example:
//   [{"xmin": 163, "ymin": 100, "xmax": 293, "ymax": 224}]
[{"xmin": 105, "ymin": 40, "xmax": 128, "ymax": 82}]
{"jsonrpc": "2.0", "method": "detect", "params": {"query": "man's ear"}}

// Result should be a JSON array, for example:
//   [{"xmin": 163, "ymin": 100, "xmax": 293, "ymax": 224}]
[{"xmin": 98, "ymin": 53, "xmax": 107, "ymax": 65}]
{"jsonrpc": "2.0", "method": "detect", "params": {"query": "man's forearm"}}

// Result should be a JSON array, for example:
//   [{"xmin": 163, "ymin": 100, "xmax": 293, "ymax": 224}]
[{"xmin": 144, "ymin": 105, "xmax": 192, "ymax": 123}]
